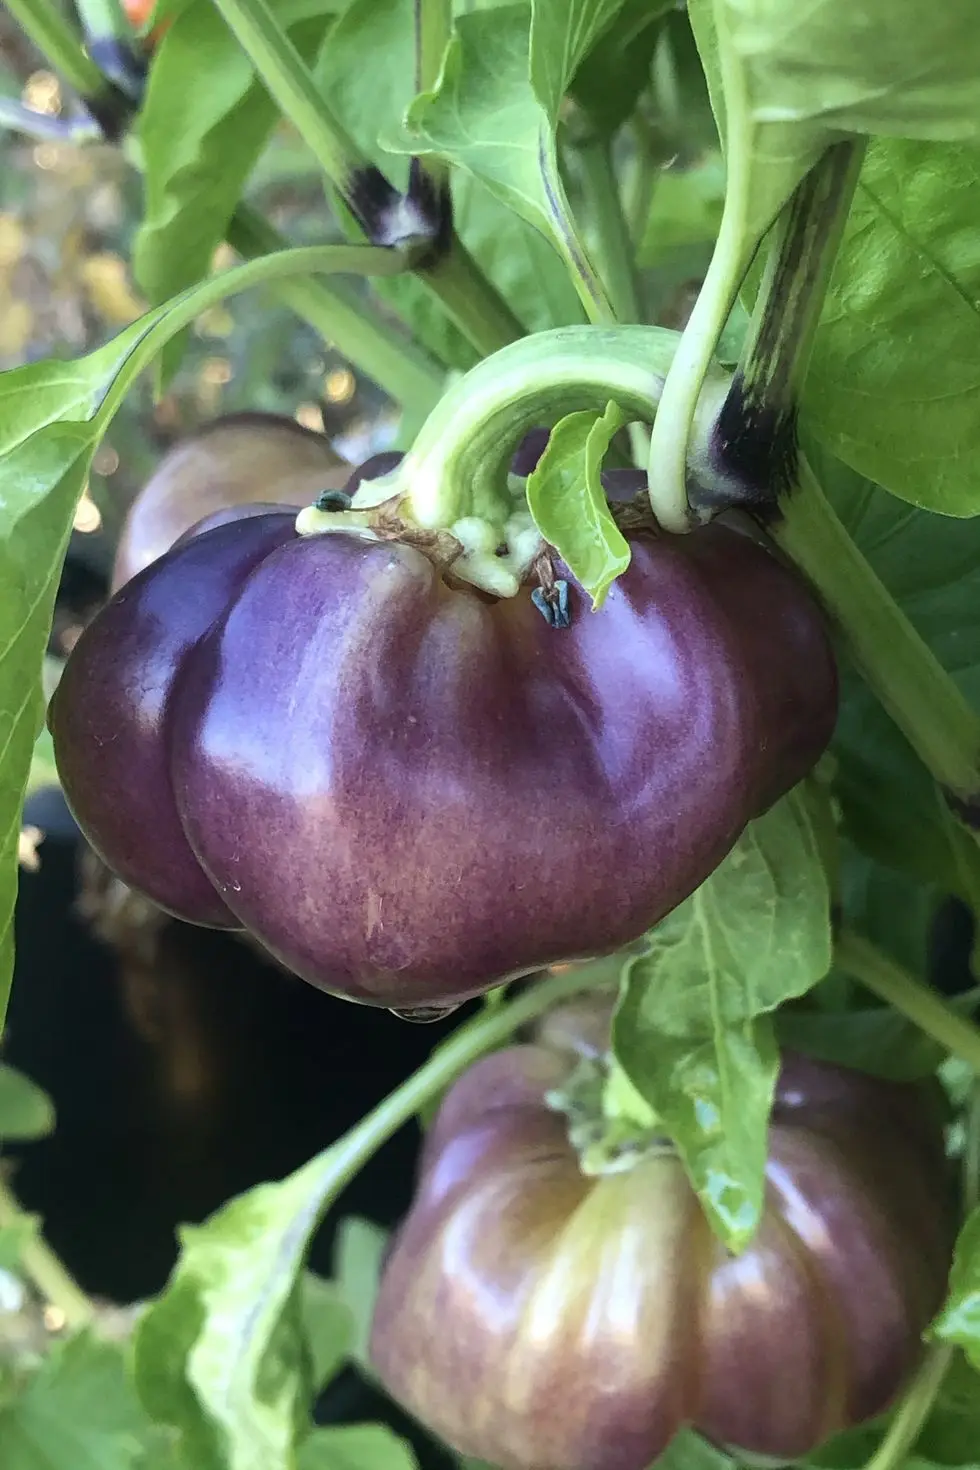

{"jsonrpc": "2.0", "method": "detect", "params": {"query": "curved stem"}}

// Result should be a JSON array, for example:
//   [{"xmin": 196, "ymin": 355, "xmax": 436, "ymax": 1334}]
[
  {"xmin": 645, "ymin": 179, "xmax": 749, "ymax": 533},
  {"xmin": 772, "ymin": 459, "xmax": 980, "ymax": 807},
  {"xmin": 835, "ymin": 930, "xmax": 980, "ymax": 1073},
  {"xmin": 5, "ymin": 0, "xmax": 109, "ymax": 105},
  {"xmin": 0, "ymin": 1173, "xmax": 94, "ymax": 1330},
  {"xmin": 357, "ymin": 323, "xmax": 689, "ymax": 531},
  {"xmin": 226, "ymin": 207, "xmax": 446, "ymax": 417},
  {"xmin": 95, "ymin": 242, "xmax": 413, "ymax": 427}
]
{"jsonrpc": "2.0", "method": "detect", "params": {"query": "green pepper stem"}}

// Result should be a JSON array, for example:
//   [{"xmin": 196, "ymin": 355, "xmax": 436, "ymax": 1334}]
[
  {"xmin": 835, "ymin": 930, "xmax": 980, "ymax": 1073},
  {"xmin": 371, "ymin": 323, "xmax": 693, "ymax": 533},
  {"xmin": 6, "ymin": 0, "xmax": 111, "ymax": 107},
  {"xmin": 772, "ymin": 459, "xmax": 980, "ymax": 808},
  {"xmin": 226, "ymin": 207, "xmax": 446, "ymax": 418},
  {"xmin": 0, "ymin": 1172, "xmax": 95, "ymax": 1329}
]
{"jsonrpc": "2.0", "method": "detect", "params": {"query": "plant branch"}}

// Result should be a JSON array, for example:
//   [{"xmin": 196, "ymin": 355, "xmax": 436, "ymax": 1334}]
[
  {"xmin": 835, "ymin": 930, "xmax": 980, "ymax": 1073},
  {"xmin": 769, "ymin": 458, "xmax": 980, "ymax": 810},
  {"xmin": 227, "ymin": 206, "xmax": 446, "ymax": 418},
  {"xmin": 0, "ymin": 1172, "xmax": 94, "ymax": 1329},
  {"xmin": 5, "ymin": 0, "xmax": 115, "ymax": 114},
  {"xmin": 210, "ymin": 0, "xmax": 522, "ymax": 356}
]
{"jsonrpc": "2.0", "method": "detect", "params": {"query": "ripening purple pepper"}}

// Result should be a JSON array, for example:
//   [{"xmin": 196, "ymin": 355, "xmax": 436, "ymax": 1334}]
[
  {"xmin": 49, "ymin": 478, "xmax": 838, "ymax": 1007},
  {"xmin": 369, "ymin": 1026, "xmax": 954, "ymax": 1470}
]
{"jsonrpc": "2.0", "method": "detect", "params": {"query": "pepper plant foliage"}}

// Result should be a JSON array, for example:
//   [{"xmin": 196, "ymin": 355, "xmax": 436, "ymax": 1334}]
[{"xmin": 4, "ymin": 0, "xmax": 980, "ymax": 1466}]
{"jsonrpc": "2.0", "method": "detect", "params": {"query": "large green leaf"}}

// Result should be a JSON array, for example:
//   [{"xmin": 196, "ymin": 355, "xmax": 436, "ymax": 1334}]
[
  {"xmin": 612, "ymin": 787, "xmax": 832, "ymax": 1250},
  {"xmin": 712, "ymin": 0, "xmax": 980, "ymax": 145},
  {"xmin": 0, "ymin": 1333, "xmax": 151, "ymax": 1470},
  {"xmin": 816, "ymin": 443, "xmax": 980, "ymax": 907},
  {"xmin": 805, "ymin": 138, "xmax": 980, "ymax": 517}
]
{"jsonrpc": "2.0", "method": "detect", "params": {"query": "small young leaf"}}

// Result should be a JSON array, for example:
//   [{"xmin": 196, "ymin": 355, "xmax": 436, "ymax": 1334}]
[
  {"xmin": 526, "ymin": 401, "xmax": 631, "ymax": 607},
  {"xmin": 331, "ymin": 1216, "xmax": 388, "ymax": 1370},
  {"xmin": 0, "ymin": 1332, "xmax": 151, "ymax": 1470},
  {"xmin": 933, "ymin": 1208, "xmax": 980, "ymax": 1366},
  {"xmin": 612, "ymin": 787, "xmax": 832, "ymax": 1249},
  {"xmin": 297, "ymin": 1425, "xmax": 417, "ymax": 1470},
  {"xmin": 299, "ymin": 1272, "xmax": 353, "ymax": 1393},
  {"xmin": 0, "ymin": 1062, "xmax": 55, "ymax": 1140}
]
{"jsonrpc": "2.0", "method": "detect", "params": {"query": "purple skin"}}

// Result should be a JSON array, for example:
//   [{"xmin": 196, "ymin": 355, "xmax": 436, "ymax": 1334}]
[
  {"xmin": 51, "ymin": 511, "xmax": 837, "ymax": 1005},
  {"xmin": 49, "ymin": 513, "xmax": 298, "ymax": 927},
  {"xmin": 168, "ymin": 521, "xmax": 835, "ymax": 1006},
  {"xmin": 369, "ymin": 1037, "xmax": 954, "ymax": 1470}
]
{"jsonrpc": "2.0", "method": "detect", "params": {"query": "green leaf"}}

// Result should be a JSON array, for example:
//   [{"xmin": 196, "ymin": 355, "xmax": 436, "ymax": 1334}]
[
  {"xmin": 568, "ymin": 0, "xmax": 672, "ymax": 137},
  {"xmin": 133, "ymin": 1150, "xmax": 343, "ymax": 1470},
  {"xmin": 135, "ymin": 0, "xmax": 334, "ymax": 383},
  {"xmin": 331, "ymin": 1216, "xmax": 388, "ymax": 1370},
  {"xmin": 526, "ymin": 401, "xmax": 631, "ymax": 606},
  {"xmin": 806, "ymin": 138, "xmax": 980, "ymax": 517},
  {"xmin": 0, "ymin": 1332, "xmax": 151, "ymax": 1470},
  {"xmin": 814, "ymin": 442, "xmax": 980, "ymax": 906},
  {"xmin": 0, "ymin": 1062, "xmax": 55, "ymax": 1140},
  {"xmin": 655, "ymin": 1429, "xmax": 741, "ymax": 1470},
  {"xmin": 389, "ymin": 5, "xmax": 607, "ymax": 317},
  {"xmin": 934, "ymin": 1208, "xmax": 980, "ymax": 1366},
  {"xmin": 297, "ymin": 1426, "xmax": 416, "ymax": 1470},
  {"xmin": 712, "ymin": 0, "xmax": 980, "ymax": 145},
  {"xmin": 454, "ymin": 175, "xmax": 586, "ymax": 335},
  {"xmin": 638, "ymin": 156, "xmax": 726, "ymax": 268},
  {"xmin": 612, "ymin": 788, "xmax": 832, "ymax": 1250},
  {"xmin": 299, "ymin": 1272, "xmax": 352, "ymax": 1392}
]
